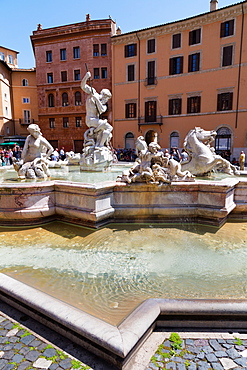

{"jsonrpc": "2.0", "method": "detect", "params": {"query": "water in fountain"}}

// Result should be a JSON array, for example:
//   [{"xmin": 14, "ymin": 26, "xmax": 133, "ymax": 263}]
[{"xmin": 0, "ymin": 221, "xmax": 247, "ymax": 325}]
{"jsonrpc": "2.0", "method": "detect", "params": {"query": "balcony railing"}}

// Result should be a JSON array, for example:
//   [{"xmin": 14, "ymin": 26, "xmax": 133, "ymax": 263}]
[
  {"xmin": 144, "ymin": 77, "xmax": 157, "ymax": 86},
  {"xmin": 19, "ymin": 119, "xmax": 37, "ymax": 125},
  {"xmin": 138, "ymin": 115, "xmax": 163, "ymax": 127}
]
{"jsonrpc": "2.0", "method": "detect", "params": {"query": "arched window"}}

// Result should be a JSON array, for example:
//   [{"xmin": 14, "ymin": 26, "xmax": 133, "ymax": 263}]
[
  {"xmin": 75, "ymin": 91, "xmax": 81, "ymax": 106},
  {"xmin": 48, "ymin": 93, "xmax": 54, "ymax": 107},
  {"xmin": 22, "ymin": 79, "xmax": 28, "ymax": 86},
  {"xmin": 62, "ymin": 92, "xmax": 69, "ymax": 106},
  {"xmin": 125, "ymin": 132, "xmax": 135, "ymax": 149},
  {"xmin": 170, "ymin": 131, "xmax": 179, "ymax": 148},
  {"xmin": 215, "ymin": 127, "xmax": 232, "ymax": 159},
  {"xmin": 145, "ymin": 130, "xmax": 158, "ymax": 145}
]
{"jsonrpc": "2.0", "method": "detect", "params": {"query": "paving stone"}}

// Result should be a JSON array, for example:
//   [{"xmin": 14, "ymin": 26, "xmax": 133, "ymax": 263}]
[
  {"xmin": 14, "ymin": 343, "xmax": 23, "ymax": 350},
  {"xmin": 211, "ymin": 363, "xmax": 224, "ymax": 370},
  {"xmin": 0, "ymin": 360, "xmax": 8, "ymax": 370},
  {"xmin": 183, "ymin": 353, "xmax": 196, "ymax": 360},
  {"xmin": 177, "ymin": 363, "xmax": 186, "ymax": 370},
  {"xmin": 0, "ymin": 318, "xmax": 6, "ymax": 324},
  {"xmin": 209, "ymin": 340, "xmax": 225, "ymax": 351},
  {"xmin": 17, "ymin": 361, "xmax": 32, "ymax": 370},
  {"xmin": 188, "ymin": 363, "xmax": 197, "ymax": 370},
  {"xmin": 186, "ymin": 339, "xmax": 194, "ymax": 346},
  {"xmin": 12, "ymin": 354, "xmax": 24, "ymax": 363},
  {"xmin": 166, "ymin": 363, "xmax": 176, "ymax": 370},
  {"xmin": 215, "ymin": 351, "xmax": 228, "ymax": 358},
  {"xmin": 2, "ymin": 345, "xmax": 14, "ymax": 351},
  {"xmin": 196, "ymin": 352, "xmax": 205, "ymax": 360},
  {"xmin": 202, "ymin": 345, "xmax": 214, "ymax": 354},
  {"xmin": 16, "ymin": 331, "xmax": 26, "ymax": 338},
  {"xmin": 19, "ymin": 347, "xmax": 31, "ymax": 355},
  {"xmin": 42, "ymin": 348, "xmax": 57, "ymax": 358},
  {"xmin": 2, "ymin": 322, "xmax": 13, "ymax": 330},
  {"xmin": 0, "ymin": 332, "xmax": 7, "ymax": 337},
  {"xmin": 6, "ymin": 328, "xmax": 19, "ymax": 337},
  {"xmin": 49, "ymin": 364, "xmax": 59, "ymax": 370},
  {"xmin": 37, "ymin": 343, "xmax": 47, "ymax": 352},
  {"xmin": 2, "ymin": 364, "xmax": 15, "ymax": 370},
  {"xmin": 25, "ymin": 350, "xmax": 40, "ymax": 362},
  {"xmin": 197, "ymin": 361, "xmax": 211, "ymax": 370},
  {"xmin": 29, "ymin": 340, "xmax": 42, "ymax": 348},
  {"xmin": 219, "ymin": 357, "xmax": 238, "ymax": 370},
  {"xmin": 223, "ymin": 344, "xmax": 233, "ymax": 349},
  {"xmin": 206, "ymin": 352, "xmax": 218, "ymax": 363},
  {"xmin": 33, "ymin": 358, "xmax": 53, "ymax": 369},
  {"xmin": 234, "ymin": 357, "xmax": 247, "ymax": 367},
  {"xmin": 194, "ymin": 339, "xmax": 209, "ymax": 347},
  {"xmin": 0, "ymin": 354, "xmax": 3, "ymax": 360},
  {"xmin": 173, "ymin": 356, "xmax": 184, "ymax": 363},
  {"xmin": 2, "ymin": 350, "xmax": 15, "ymax": 360},
  {"xmin": 163, "ymin": 340, "xmax": 171, "ymax": 347},
  {"xmin": 20, "ymin": 335, "xmax": 35, "ymax": 345},
  {"xmin": 235, "ymin": 345, "xmax": 245, "ymax": 351},
  {"xmin": 58, "ymin": 359, "xmax": 72, "ymax": 369},
  {"xmin": 226, "ymin": 347, "xmax": 241, "ymax": 359},
  {"xmin": 187, "ymin": 346, "xmax": 200, "ymax": 354},
  {"xmin": 147, "ymin": 364, "xmax": 159, "ymax": 370},
  {"xmin": 8, "ymin": 337, "xmax": 19, "ymax": 343},
  {"xmin": 218, "ymin": 340, "xmax": 226, "ymax": 344},
  {"xmin": 226, "ymin": 340, "xmax": 235, "ymax": 345}
]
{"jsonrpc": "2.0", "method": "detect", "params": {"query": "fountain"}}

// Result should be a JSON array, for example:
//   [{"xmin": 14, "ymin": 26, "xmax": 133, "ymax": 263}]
[{"xmin": 1, "ymin": 75, "xmax": 247, "ymax": 369}]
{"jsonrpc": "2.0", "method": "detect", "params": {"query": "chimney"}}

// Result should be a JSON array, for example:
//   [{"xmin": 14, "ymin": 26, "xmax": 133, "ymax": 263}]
[
  {"xmin": 210, "ymin": 0, "xmax": 218, "ymax": 11},
  {"xmin": 86, "ymin": 14, "xmax": 90, "ymax": 22}
]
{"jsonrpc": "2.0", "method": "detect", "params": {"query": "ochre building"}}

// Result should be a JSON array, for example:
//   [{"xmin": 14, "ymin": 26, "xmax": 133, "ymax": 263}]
[
  {"xmin": 31, "ymin": 16, "xmax": 117, "ymax": 152},
  {"xmin": 111, "ymin": 0, "xmax": 247, "ymax": 160}
]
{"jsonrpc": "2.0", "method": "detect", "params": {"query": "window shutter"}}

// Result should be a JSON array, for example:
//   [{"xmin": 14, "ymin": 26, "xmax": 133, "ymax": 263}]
[
  {"xmin": 180, "ymin": 57, "xmax": 184, "ymax": 73},
  {"xmin": 124, "ymin": 45, "xmax": 128, "ymax": 58},
  {"xmin": 125, "ymin": 104, "xmax": 129, "ymax": 118},
  {"xmin": 169, "ymin": 99, "xmax": 173, "ymax": 115},
  {"xmin": 133, "ymin": 103, "xmax": 137, "ymax": 118},
  {"xmin": 187, "ymin": 97, "xmax": 191, "ymax": 113},
  {"xmin": 169, "ymin": 58, "xmax": 173, "ymax": 75},
  {"xmin": 178, "ymin": 99, "xmax": 182, "ymax": 114},
  {"xmin": 196, "ymin": 53, "xmax": 200, "ymax": 71},
  {"xmin": 134, "ymin": 43, "xmax": 137, "ymax": 56},
  {"xmin": 229, "ymin": 92, "xmax": 233, "ymax": 110},
  {"xmin": 220, "ymin": 22, "xmax": 225, "ymax": 37},
  {"xmin": 217, "ymin": 94, "xmax": 222, "ymax": 111},
  {"xmin": 188, "ymin": 54, "xmax": 192, "ymax": 72},
  {"xmin": 189, "ymin": 31, "xmax": 193, "ymax": 45},
  {"xmin": 229, "ymin": 20, "xmax": 234, "ymax": 36},
  {"xmin": 196, "ymin": 29, "xmax": 201, "ymax": 44},
  {"xmin": 197, "ymin": 96, "xmax": 201, "ymax": 112}
]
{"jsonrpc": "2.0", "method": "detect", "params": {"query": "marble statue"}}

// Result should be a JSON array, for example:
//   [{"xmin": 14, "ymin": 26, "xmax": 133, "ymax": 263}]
[
  {"xmin": 181, "ymin": 127, "xmax": 239, "ymax": 176},
  {"xmin": 80, "ymin": 71, "xmax": 113, "ymax": 171},
  {"xmin": 13, "ymin": 124, "xmax": 53, "ymax": 179},
  {"xmin": 118, "ymin": 138, "xmax": 194, "ymax": 184}
]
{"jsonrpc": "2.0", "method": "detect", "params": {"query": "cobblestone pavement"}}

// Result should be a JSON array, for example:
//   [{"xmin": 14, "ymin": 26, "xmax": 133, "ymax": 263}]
[
  {"xmin": 0, "ymin": 313, "xmax": 93, "ymax": 370},
  {"xmin": 147, "ymin": 334, "xmax": 247, "ymax": 370}
]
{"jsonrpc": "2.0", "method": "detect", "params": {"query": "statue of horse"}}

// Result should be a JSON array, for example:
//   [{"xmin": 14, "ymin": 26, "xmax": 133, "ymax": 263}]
[{"xmin": 181, "ymin": 127, "xmax": 239, "ymax": 176}]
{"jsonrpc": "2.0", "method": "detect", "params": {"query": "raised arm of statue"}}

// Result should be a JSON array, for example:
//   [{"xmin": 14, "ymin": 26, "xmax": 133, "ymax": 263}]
[{"xmin": 81, "ymin": 71, "xmax": 94, "ymax": 95}]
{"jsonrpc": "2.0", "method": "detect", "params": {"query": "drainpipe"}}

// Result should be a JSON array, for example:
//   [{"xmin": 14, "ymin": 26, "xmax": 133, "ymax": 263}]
[
  {"xmin": 136, "ymin": 32, "xmax": 141, "ymax": 132},
  {"xmin": 235, "ymin": 2, "xmax": 244, "ymax": 129}
]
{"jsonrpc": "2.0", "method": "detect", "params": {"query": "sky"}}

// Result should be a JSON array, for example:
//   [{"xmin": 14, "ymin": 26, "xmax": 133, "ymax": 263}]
[{"xmin": 2, "ymin": 0, "xmax": 237, "ymax": 69}]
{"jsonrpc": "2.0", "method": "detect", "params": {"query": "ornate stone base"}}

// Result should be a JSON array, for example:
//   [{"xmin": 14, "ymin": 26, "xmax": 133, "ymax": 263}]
[{"xmin": 80, "ymin": 147, "xmax": 113, "ymax": 172}]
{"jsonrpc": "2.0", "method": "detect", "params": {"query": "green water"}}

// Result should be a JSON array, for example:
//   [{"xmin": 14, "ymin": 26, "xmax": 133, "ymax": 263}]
[{"xmin": 0, "ymin": 221, "xmax": 247, "ymax": 325}]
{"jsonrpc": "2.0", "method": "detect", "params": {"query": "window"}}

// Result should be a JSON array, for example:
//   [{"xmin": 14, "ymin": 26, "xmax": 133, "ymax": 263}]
[
  {"xmin": 147, "ymin": 60, "xmax": 156, "ymax": 85},
  {"xmin": 22, "ymin": 79, "xmax": 28, "ymax": 86},
  {"xmin": 94, "ymin": 68, "xmax": 100, "ymax": 79},
  {"xmin": 188, "ymin": 53, "xmax": 200, "ymax": 72},
  {"xmin": 8, "ymin": 55, "xmax": 14, "ymax": 64},
  {"xmin": 222, "ymin": 45, "xmax": 233, "ymax": 67},
  {"xmin": 60, "ymin": 48, "xmax": 66, "ymax": 61},
  {"xmin": 62, "ymin": 92, "xmax": 69, "ymax": 106},
  {"xmin": 220, "ymin": 19, "xmax": 234, "ymax": 38},
  {"xmin": 125, "ymin": 43, "xmax": 137, "ymax": 58},
  {"xmin": 75, "ymin": 91, "xmax": 81, "ymax": 105},
  {"xmin": 63, "ymin": 117, "xmax": 69, "ymax": 128},
  {"xmin": 217, "ymin": 92, "xmax": 233, "ymax": 111},
  {"xmin": 145, "ymin": 101, "xmax": 157, "ymax": 122},
  {"xmin": 61, "ymin": 71, "xmax": 67, "ymax": 82},
  {"xmin": 187, "ymin": 96, "xmax": 201, "ymax": 113},
  {"xmin": 125, "ymin": 132, "xmax": 135, "ymax": 149},
  {"xmin": 74, "ymin": 69, "xmax": 81, "ymax": 81},
  {"xmin": 172, "ymin": 33, "xmax": 181, "ymax": 49},
  {"xmin": 215, "ymin": 127, "xmax": 231, "ymax": 152},
  {"xmin": 127, "ymin": 64, "xmax": 135, "ymax": 81},
  {"xmin": 125, "ymin": 103, "xmax": 137, "ymax": 118},
  {"xmin": 23, "ymin": 110, "xmax": 31, "ymax": 124},
  {"xmin": 170, "ymin": 131, "xmax": 179, "ymax": 148},
  {"xmin": 49, "ymin": 118, "xmax": 55, "ymax": 128},
  {"xmin": 189, "ymin": 29, "xmax": 201, "ymax": 45},
  {"xmin": 169, "ymin": 98, "xmax": 182, "ymax": 115},
  {"xmin": 48, "ymin": 94, "xmax": 54, "ymax": 107},
  {"xmin": 47, "ymin": 73, "xmax": 53, "ymax": 83},
  {"xmin": 101, "ymin": 67, "xmax": 107, "ymax": 79},
  {"xmin": 101, "ymin": 44, "xmax": 107, "ymax": 56},
  {"xmin": 23, "ymin": 98, "xmax": 30, "ymax": 104},
  {"xmin": 93, "ymin": 44, "xmax": 99, "ymax": 56},
  {"xmin": 147, "ymin": 39, "xmax": 155, "ymax": 54},
  {"xmin": 0, "ymin": 52, "xmax": 4, "ymax": 61},
  {"xmin": 75, "ymin": 117, "xmax": 82, "ymax": 127},
  {"xmin": 73, "ymin": 47, "xmax": 80, "ymax": 59},
  {"xmin": 169, "ymin": 56, "xmax": 183, "ymax": 75},
  {"xmin": 46, "ymin": 51, "xmax": 52, "ymax": 62}
]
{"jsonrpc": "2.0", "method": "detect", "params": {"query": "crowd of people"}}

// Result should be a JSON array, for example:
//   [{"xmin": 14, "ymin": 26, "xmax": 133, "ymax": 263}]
[
  {"xmin": 114, "ymin": 147, "xmax": 189, "ymax": 163},
  {"xmin": 0, "ymin": 146, "xmax": 22, "ymax": 166}
]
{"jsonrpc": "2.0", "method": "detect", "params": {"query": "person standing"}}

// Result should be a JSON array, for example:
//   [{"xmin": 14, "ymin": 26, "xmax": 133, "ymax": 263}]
[{"xmin": 239, "ymin": 151, "xmax": 246, "ymax": 170}]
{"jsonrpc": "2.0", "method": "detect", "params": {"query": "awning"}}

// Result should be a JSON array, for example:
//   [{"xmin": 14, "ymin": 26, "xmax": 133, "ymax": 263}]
[{"xmin": 0, "ymin": 142, "xmax": 19, "ymax": 146}]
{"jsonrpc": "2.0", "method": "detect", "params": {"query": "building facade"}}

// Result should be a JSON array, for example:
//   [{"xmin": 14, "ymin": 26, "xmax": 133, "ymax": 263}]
[
  {"xmin": 31, "ymin": 16, "xmax": 116, "ymax": 152},
  {"xmin": 111, "ymin": 1, "xmax": 247, "ymax": 160}
]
